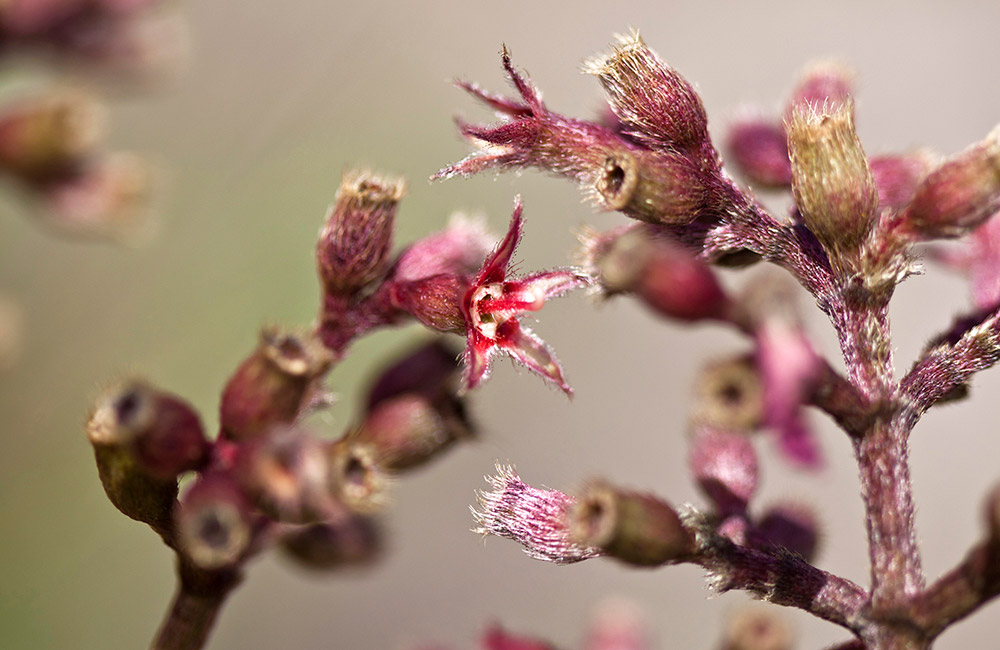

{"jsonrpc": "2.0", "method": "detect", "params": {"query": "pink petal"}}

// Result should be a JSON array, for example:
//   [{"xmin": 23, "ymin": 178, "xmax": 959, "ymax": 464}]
[
  {"xmin": 776, "ymin": 416, "xmax": 823, "ymax": 469},
  {"xmin": 495, "ymin": 319, "xmax": 571, "ymax": 395},
  {"xmin": 476, "ymin": 198, "xmax": 524, "ymax": 285},
  {"xmin": 462, "ymin": 330, "xmax": 497, "ymax": 392}
]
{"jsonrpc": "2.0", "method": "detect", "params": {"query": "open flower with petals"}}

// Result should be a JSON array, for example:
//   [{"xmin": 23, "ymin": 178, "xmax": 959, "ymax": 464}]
[{"xmin": 460, "ymin": 198, "xmax": 589, "ymax": 394}]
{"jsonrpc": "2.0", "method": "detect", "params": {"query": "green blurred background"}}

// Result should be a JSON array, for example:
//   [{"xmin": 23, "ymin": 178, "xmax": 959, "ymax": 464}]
[{"xmin": 2, "ymin": 1, "xmax": 1000, "ymax": 648}]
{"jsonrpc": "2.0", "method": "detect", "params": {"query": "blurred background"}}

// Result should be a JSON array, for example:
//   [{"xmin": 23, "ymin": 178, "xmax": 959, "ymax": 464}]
[{"xmin": 2, "ymin": 1, "xmax": 1000, "ymax": 648}]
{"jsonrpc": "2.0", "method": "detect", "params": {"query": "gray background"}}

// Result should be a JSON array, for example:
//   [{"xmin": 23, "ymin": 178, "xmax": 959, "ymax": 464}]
[{"xmin": 2, "ymin": 1, "xmax": 999, "ymax": 648}]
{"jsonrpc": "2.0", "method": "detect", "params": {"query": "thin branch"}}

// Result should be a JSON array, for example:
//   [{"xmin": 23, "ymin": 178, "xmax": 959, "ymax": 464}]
[
  {"xmin": 910, "ymin": 538, "xmax": 1000, "ymax": 639},
  {"xmin": 150, "ymin": 561, "xmax": 242, "ymax": 650}
]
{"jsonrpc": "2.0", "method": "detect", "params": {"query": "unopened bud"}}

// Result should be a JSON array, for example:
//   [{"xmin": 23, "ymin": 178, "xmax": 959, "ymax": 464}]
[
  {"xmin": 365, "ymin": 339, "xmax": 463, "ymax": 408},
  {"xmin": 722, "ymin": 608, "xmax": 793, "ymax": 650},
  {"xmin": 569, "ymin": 481, "xmax": 694, "ymax": 566},
  {"xmin": 726, "ymin": 116, "xmax": 791, "ymax": 188},
  {"xmin": 584, "ymin": 31, "xmax": 708, "ymax": 150},
  {"xmin": 690, "ymin": 427, "xmax": 759, "ymax": 515},
  {"xmin": 352, "ymin": 394, "xmax": 469, "ymax": 472},
  {"xmin": 787, "ymin": 102, "xmax": 878, "ymax": 265},
  {"xmin": 585, "ymin": 598, "xmax": 648, "ymax": 650},
  {"xmin": 870, "ymin": 152, "xmax": 934, "ymax": 212},
  {"xmin": 86, "ymin": 379, "xmax": 209, "ymax": 479},
  {"xmin": 326, "ymin": 439, "xmax": 388, "ymax": 513},
  {"xmin": 280, "ymin": 516, "xmax": 382, "ymax": 570},
  {"xmin": 594, "ymin": 148, "xmax": 705, "ymax": 225},
  {"xmin": 785, "ymin": 61, "xmax": 855, "ymax": 116},
  {"xmin": 391, "ymin": 214, "xmax": 493, "ymax": 282},
  {"xmin": 220, "ymin": 328, "xmax": 333, "ymax": 441},
  {"xmin": 176, "ymin": 473, "xmax": 255, "ymax": 570},
  {"xmin": 388, "ymin": 274, "xmax": 467, "ymax": 333},
  {"xmin": 317, "ymin": 170, "xmax": 404, "ymax": 294},
  {"xmin": 233, "ymin": 426, "xmax": 332, "ymax": 523},
  {"xmin": 903, "ymin": 125, "xmax": 1000, "ymax": 239},
  {"xmin": 692, "ymin": 355, "xmax": 764, "ymax": 433},
  {"xmin": 755, "ymin": 503, "xmax": 820, "ymax": 561},
  {"xmin": 0, "ymin": 89, "xmax": 105, "ymax": 180}
]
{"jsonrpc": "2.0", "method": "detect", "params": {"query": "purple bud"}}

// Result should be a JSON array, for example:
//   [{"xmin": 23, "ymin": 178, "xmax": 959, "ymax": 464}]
[
  {"xmin": 317, "ymin": 170, "xmax": 405, "ymax": 295},
  {"xmin": 391, "ymin": 214, "xmax": 494, "ymax": 282},
  {"xmin": 689, "ymin": 426, "xmax": 759, "ymax": 515},
  {"xmin": 755, "ymin": 502, "xmax": 820, "ymax": 561},
  {"xmin": 365, "ymin": 339, "xmax": 462, "ymax": 409},
  {"xmin": 725, "ymin": 115, "xmax": 792, "ymax": 188},
  {"xmin": 584, "ymin": 599, "xmax": 649, "ymax": 650},
  {"xmin": 785, "ymin": 61, "xmax": 855, "ymax": 116},
  {"xmin": 175, "ymin": 472, "xmax": 255, "ymax": 570},
  {"xmin": 388, "ymin": 273, "xmax": 468, "ymax": 333},
  {"xmin": 280, "ymin": 516, "xmax": 382, "ymax": 571},
  {"xmin": 870, "ymin": 152, "xmax": 934, "ymax": 213},
  {"xmin": 482, "ymin": 626, "xmax": 557, "ymax": 650},
  {"xmin": 220, "ymin": 328, "xmax": 333, "ymax": 441}
]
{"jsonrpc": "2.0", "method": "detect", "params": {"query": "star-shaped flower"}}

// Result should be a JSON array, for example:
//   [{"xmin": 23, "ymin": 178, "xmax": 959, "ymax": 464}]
[{"xmin": 460, "ymin": 198, "xmax": 589, "ymax": 395}]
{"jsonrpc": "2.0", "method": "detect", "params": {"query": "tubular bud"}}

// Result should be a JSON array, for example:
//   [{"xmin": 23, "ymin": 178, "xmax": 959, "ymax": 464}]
[
  {"xmin": 280, "ymin": 516, "xmax": 382, "ymax": 570},
  {"xmin": 326, "ymin": 439, "xmax": 389, "ymax": 514},
  {"xmin": 755, "ymin": 503, "xmax": 820, "ymax": 561},
  {"xmin": 220, "ymin": 327, "xmax": 333, "ymax": 441},
  {"xmin": 785, "ymin": 61, "xmax": 855, "ymax": 115},
  {"xmin": 388, "ymin": 273, "xmax": 467, "ymax": 333},
  {"xmin": 725, "ymin": 116, "xmax": 792, "ymax": 188},
  {"xmin": 691, "ymin": 355, "xmax": 765, "ymax": 433},
  {"xmin": 86, "ymin": 379, "xmax": 209, "ymax": 480},
  {"xmin": 787, "ymin": 102, "xmax": 878, "ymax": 266},
  {"xmin": 317, "ymin": 170, "xmax": 405, "ymax": 294},
  {"xmin": 569, "ymin": 481, "xmax": 694, "ymax": 566},
  {"xmin": 594, "ymin": 148, "xmax": 705, "ymax": 225},
  {"xmin": 176, "ymin": 473, "xmax": 255, "ymax": 570},
  {"xmin": 902, "ymin": 124, "xmax": 1000, "ymax": 239}
]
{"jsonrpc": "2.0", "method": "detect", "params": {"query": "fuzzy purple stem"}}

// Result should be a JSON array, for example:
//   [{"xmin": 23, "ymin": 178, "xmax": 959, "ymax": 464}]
[{"xmin": 150, "ymin": 562, "xmax": 242, "ymax": 650}]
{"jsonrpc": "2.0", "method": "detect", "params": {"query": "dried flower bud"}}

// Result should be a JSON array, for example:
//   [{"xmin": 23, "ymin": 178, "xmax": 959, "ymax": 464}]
[
  {"xmin": 326, "ymin": 439, "xmax": 389, "ymax": 513},
  {"xmin": 722, "ymin": 608, "xmax": 793, "ymax": 650},
  {"xmin": 569, "ymin": 481, "xmax": 694, "ymax": 566},
  {"xmin": 233, "ymin": 427, "xmax": 333, "ymax": 523},
  {"xmin": 317, "ymin": 170, "xmax": 405, "ymax": 294},
  {"xmin": 0, "ymin": 89, "xmax": 105, "ymax": 180},
  {"xmin": 593, "ymin": 148, "xmax": 706, "ymax": 225},
  {"xmin": 280, "ymin": 516, "xmax": 382, "ymax": 570},
  {"xmin": 725, "ymin": 116, "xmax": 791, "ymax": 188},
  {"xmin": 472, "ymin": 463, "xmax": 601, "ymax": 564},
  {"xmin": 902, "ymin": 125, "xmax": 1000, "ymax": 239},
  {"xmin": 787, "ymin": 102, "xmax": 878, "ymax": 266},
  {"xmin": 690, "ymin": 426, "xmax": 759, "ymax": 515},
  {"xmin": 785, "ymin": 61, "xmax": 855, "ymax": 115},
  {"xmin": 755, "ymin": 503, "xmax": 820, "ymax": 561},
  {"xmin": 220, "ymin": 328, "xmax": 333, "ymax": 441},
  {"xmin": 86, "ymin": 379, "xmax": 209, "ymax": 479},
  {"xmin": 176, "ymin": 473, "xmax": 255, "ymax": 570},
  {"xmin": 692, "ymin": 355, "xmax": 764, "ymax": 433},
  {"xmin": 584, "ymin": 30, "xmax": 709, "ymax": 150}
]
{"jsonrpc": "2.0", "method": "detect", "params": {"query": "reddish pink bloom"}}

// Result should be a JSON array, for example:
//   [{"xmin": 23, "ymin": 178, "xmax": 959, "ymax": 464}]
[{"xmin": 461, "ymin": 198, "xmax": 589, "ymax": 395}]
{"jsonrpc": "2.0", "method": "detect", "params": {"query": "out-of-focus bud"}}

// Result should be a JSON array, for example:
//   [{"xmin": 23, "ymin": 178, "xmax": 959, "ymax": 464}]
[
  {"xmin": 42, "ymin": 151, "xmax": 153, "ymax": 242},
  {"xmin": 482, "ymin": 626, "xmax": 557, "ymax": 650},
  {"xmin": 691, "ymin": 355, "xmax": 764, "ymax": 433},
  {"xmin": 982, "ymin": 482, "xmax": 1000, "ymax": 544},
  {"xmin": 785, "ymin": 61, "xmax": 855, "ymax": 115},
  {"xmin": 690, "ymin": 426, "xmax": 759, "ymax": 515},
  {"xmin": 787, "ymin": 102, "xmax": 878, "ymax": 267},
  {"xmin": 317, "ymin": 170, "xmax": 405, "ymax": 295},
  {"xmin": 280, "ymin": 515, "xmax": 382, "ymax": 570},
  {"xmin": 585, "ymin": 226, "xmax": 730, "ymax": 322},
  {"xmin": 232, "ymin": 426, "xmax": 332, "ymax": 523},
  {"xmin": 388, "ymin": 274, "xmax": 467, "ymax": 333},
  {"xmin": 901, "ymin": 125, "xmax": 1000, "ymax": 239},
  {"xmin": 593, "ymin": 148, "xmax": 706, "ymax": 225},
  {"xmin": 725, "ymin": 116, "xmax": 792, "ymax": 188},
  {"xmin": 569, "ymin": 481, "xmax": 694, "ymax": 566},
  {"xmin": 391, "ymin": 214, "xmax": 493, "ymax": 283},
  {"xmin": 721, "ymin": 608, "xmax": 793, "ymax": 650},
  {"xmin": 870, "ymin": 152, "xmax": 934, "ymax": 213},
  {"xmin": 220, "ymin": 328, "xmax": 333, "ymax": 441},
  {"xmin": 86, "ymin": 379, "xmax": 209, "ymax": 480},
  {"xmin": 0, "ymin": 89, "xmax": 105, "ymax": 180},
  {"xmin": 585, "ymin": 598, "xmax": 649, "ymax": 650},
  {"xmin": 176, "ymin": 473, "xmax": 255, "ymax": 570},
  {"xmin": 584, "ymin": 30, "xmax": 709, "ymax": 150},
  {"xmin": 755, "ymin": 503, "xmax": 820, "ymax": 561},
  {"xmin": 365, "ymin": 339, "xmax": 462, "ymax": 409},
  {"xmin": 326, "ymin": 439, "xmax": 388, "ymax": 514}
]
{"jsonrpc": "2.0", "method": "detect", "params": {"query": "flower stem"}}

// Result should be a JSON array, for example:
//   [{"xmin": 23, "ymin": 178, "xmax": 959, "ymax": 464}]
[{"xmin": 150, "ymin": 561, "xmax": 242, "ymax": 650}]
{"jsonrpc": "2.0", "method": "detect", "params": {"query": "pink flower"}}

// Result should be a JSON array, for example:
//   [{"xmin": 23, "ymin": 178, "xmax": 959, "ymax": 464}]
[{"xmin": 460, "ymin": 198, "xmax": 589, "ymax": 394}]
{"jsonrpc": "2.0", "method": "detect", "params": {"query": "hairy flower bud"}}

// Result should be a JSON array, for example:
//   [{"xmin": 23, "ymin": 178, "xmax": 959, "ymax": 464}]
[
  {"xmin": 691, "ymin": 355, "xmax": 764, "ymax": 433},
  {"xmin": 593, "ymin": 148, "xmax": 706, "ymax": 225},
  {"xmin": 326, "ymin": 439, "xmax": 389, "ymax": 513},
  {"xmin": 176, "ymin": 473, "xmax": 255, "ymax": 570},
  {"xmin": 584, "ymin": 30, "xmax": 709, "ymax": 151},
  {"xmin": 569, "ymin": 481, "xmax": 694, "ymax": 566},
  {"xmin": 0, "ymin": 88, "xmax": 105, "ymax": 180},
  {"xmin": 690, "ymin": 426, "xmax": 759, "ymax": 515},
  {"xmin": 220, "ymin": 328, "xmax": 333, "ymax": 441},
  {"xmin": 280, "ymin": 516, "xmax": 382, "ymax": 570},
  {"xmin": 726, "ymin": 116, "xmax": 792, "ymax": 188},
  {"xmin": 787, "ymin": 102, "xmax": 878, "ymax": 266},
  {"xmin": 317, "ymin": 170, "xmax": 404, "ymax": 294},
  {"xmin": 388, "ymin": 273, "xmax": 467, "ymax": 333},
  {"xmin": 902, "ymin": 125, "xmax": 1000, "ymax": 239},
  {"xmin": 785, "ymin": 61, "xmax": 854, "ymax": 116},
  {"xmin": 755, "ymin": 503, "xmax": 820, "ymax": 561},
  {"xmin": 86, "ymin": 379, "xmax": 209, "ymax": 480},
  {"xmin": 365, "ymin": 339, "xmax": 463, "ymax": 408},
  {"xmin": 870, "ymin": 152, "xmax": 934, "ymax": 213}
]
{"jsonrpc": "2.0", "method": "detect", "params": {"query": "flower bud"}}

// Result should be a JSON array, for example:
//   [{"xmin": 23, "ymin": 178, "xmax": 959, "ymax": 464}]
[
  {"xmin": 317, "ymin": 170, "xmax": 405, "ymax": 294},
  {"xmin": 280, "ymin": 516, "xmax": 382, "ymax": 570},
  {"xmin": 388, "ymin": 274, "xmax": 467, "ymax": 333},
  {"xmin": 594, "ymin": 148, "xmax": 706, "ymax": 225},
  {"xmin": 787, "ymin": 102, "xmax": 878, "ymax": 266},
  {"xmin": 482, "ymin": 626, "xmax": 556, "ymax": 650},
  {"xmin": 86, "ymin": 379, "xmax": 209, "ymax": 480},
  {"xmin": 870, "ymin": 152, "xmax": 934, "ymax": 213},
  {"xmin": 722, "ymin": 608, "xmax": 793, "ymax": 650},
  {"xmin": 0, "ymin": 88, "xmax": 105, "ymax": 180},
  {"xmin": 785, "ymin": 61, "xmax": 854, "ymax": 116},
  {"xmin": 902, "ymin": 125, "xmax": 1000, "ymax": 239},
  {"xmin": 691, "ymin": 355, "xmax": 764, "ymax": 433},
  {"xmin": 176, "ymin": 473, "xmax": 255, "ymax": 570},
  {"xmin": 365, "ymin": 339, "xmax": 463, "ymax": 409},
  {"xmin": 220, "ymin": 327, "xmax": 333, "ymax": 441},
  {"xmin": 755, "ymin": 503, "xmax": 820, "ymax": 561},
  {"xmin": 569, "ymin": 481, "xmax": 694, "ymax": 566},
  {"xmin": 982, "ymin": 482, "xmax": 1000, "ymax": 544},
  {"xmin": 584, "ymin": 598, "xmax": 648, "ymax": 650},
  {"xmin": 232, "ymin": 426, "xmax": 332, "ymax": 523},
  {"xmin": 690, "ymin": 426, "xmax": 759, "ymax": 515},
  {"xmin": 725, "ymin": 116, "xmax": 791, "ymax": 188},
  {"xmin": 391, "ymin": 214, "xmax": 493, "ymax": 282},
  {"xmin": 326, "ymin": 439, "xmax": 389, "ymax": 514},
  {"xmin": 584, "ymin": 31, "xmax": 709, "ymax": 150}
]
